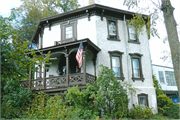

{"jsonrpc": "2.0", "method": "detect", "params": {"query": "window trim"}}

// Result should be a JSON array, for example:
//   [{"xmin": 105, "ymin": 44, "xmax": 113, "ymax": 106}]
[
  {"xmin": 127, "ymin": 23, "xmax": 140, "ymax": 44},
  {"xmin": 106, "ymin": 18, "xmax": 120, "ymax": 41},
  {"xmin": 129, "ymin": 53, "xmax": 144, "ymax": 82},
  {"xmin": 109, "ymin": 51, "xmax": 124, "ymax": 81},
  {"xmin": 60, "ymin": 20, "xmax": 77, "ymax": 42},
  {"xmin": 138, "ymin": 93, "xmax": 149, "ymax": 107}
]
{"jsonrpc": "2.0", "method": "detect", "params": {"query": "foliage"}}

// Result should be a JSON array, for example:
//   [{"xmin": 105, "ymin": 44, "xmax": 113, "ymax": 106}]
[
  {"xmin": 27, "ymin": 90, "xmax": 98, "ymax": 119},
  {"xmin": 1, "ymin": 80, "xmax": 35, "ymax": 119},
  {"xmin": 1, "ymin": 16, "xmax": 50, "ymax": 119},
  {"xmin": 65, "ymin": 85, "xmax": 99, "ymax": 119},
  {"xmin": 26, "ymin": 65, "xmax": 136, "ymax": 119},
  {"xmin": 149, "ymin": 113, "xmax": 174, "ymax": 119},
  {"xmin": 127, "ymin": 13, "xmax": 151, "ymax": 39},
  {"xmin": 94, "ymin": 65, "xmax": 136, "ymax": 119},
  {"xmin": 11, "ymin": 0, "xmax": 80, "ymax": 44},
  {"xmin": 153, "ymin": 75, "xmax": 180, "ymax": 119},
  {"xmin": 129, "ymin": 105, "xmax": 153, "ymax": 119}
]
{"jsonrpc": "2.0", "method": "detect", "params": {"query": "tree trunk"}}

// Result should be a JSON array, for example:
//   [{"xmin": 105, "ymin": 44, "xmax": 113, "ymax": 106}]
[{"xmin": 161, "ymin": 0, "xmax": 180, "ymax": 102}]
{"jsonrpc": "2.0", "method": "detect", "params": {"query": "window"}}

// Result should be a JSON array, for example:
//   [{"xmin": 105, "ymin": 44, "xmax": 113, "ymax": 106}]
[
  {"xmin": 109, "ymin": 51, "xmax": 124, "ymax": 80},
  {"xmin": 127, "ymin": 24, "xmax": 140, "ymax": 44},
  {"xmin": 158, "ymin": 71, "xmax": 165, "ymax": 83},
  {"xmin": 165, "ymin": 71, "xmax": 176, "ymax": 86},
  {"xmin": 107, "ymin": 18, "xmax": 119, "ymax": 41},
  {"xmin": 138, "ymin": 93, "xmax": 149, "ymax": 107},
  {"xmin": 112, "ymin": 56, "xmax": 120, "ymax": 77},
  {"xmin": 65, "ymin": 26, "xmax": 73, "ymax": 39},
  {"xmin": 61, "ymin": 20, "xmax": 77, "ymax": 43},
  {"xmin": 129, "ymin": 53, "xmax": 144, "ymax": 81},
  {"xmin": 132, "ymin": 58, "xmax": 140, "ymax": 78}
]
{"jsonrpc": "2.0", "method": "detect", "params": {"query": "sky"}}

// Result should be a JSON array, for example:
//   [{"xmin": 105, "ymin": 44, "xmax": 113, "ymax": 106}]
[{"xmin": 0, "ymin": 0, "xmax": 180, "ymax": 67}]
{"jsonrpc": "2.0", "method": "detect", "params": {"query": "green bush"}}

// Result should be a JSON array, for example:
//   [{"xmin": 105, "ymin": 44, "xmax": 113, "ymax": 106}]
[
  {"xmin": 1, "ymin": 80, "xmax": 35, "ymax": 119},
  {"xmin": 153, "ymin": 75, "xmax": 180, "ymax": 119},
  {"xmin": 129, "ymin": 105, "xmax": 153, "ymax": 119},
  {"xmin": 27, "ymin": 89, "xmax": 99, "ymax": 119},
  {"xmin": 94, "ymin": 65, "xmax": 135, "ymax": 119},
  {"xmin": 149, "ymin": 113, "xmax": 174, "ymax": 119}
]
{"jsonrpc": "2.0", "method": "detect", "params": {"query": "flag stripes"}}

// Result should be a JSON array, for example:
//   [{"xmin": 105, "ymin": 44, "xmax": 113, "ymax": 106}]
[{"xmin": 76, "ymin": 41, "xmax": 83, "ymax": 68}]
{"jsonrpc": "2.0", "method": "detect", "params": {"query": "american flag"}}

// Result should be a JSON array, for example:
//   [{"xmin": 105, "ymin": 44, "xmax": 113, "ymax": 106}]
[{"xmin": 76, "ymin": 41, "xmax": 83, "ymax": 68}]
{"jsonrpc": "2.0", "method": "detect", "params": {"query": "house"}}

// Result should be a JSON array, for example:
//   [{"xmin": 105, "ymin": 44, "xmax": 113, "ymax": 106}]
[
  {"xmin": 152, "ymin": 64, "xmax": 179, "ymax": 103},
  {"xmin": 20, "ymin": 3, "xmax": 157, "ymax": 113}
]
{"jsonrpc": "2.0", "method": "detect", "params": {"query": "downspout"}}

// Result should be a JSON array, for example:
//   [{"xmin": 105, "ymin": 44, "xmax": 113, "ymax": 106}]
[{"xmin": 123, "ymin": 15, "xmax": 134, "ymax": 106}]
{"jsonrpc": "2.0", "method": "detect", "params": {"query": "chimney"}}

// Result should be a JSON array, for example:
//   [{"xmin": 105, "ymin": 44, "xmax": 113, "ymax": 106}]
[{"xmin": 89, "ymin": 0, "xmax": 94, "ymax": 5}]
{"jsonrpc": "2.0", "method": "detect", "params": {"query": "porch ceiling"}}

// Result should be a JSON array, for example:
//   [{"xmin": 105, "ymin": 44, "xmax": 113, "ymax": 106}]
[{"xmin": 27, "ymin": 38, "xmax": 101, "ymax": 56}]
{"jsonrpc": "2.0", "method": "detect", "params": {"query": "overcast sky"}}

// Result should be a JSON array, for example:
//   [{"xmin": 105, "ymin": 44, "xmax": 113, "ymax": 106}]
[{"xmin": 1, "ymin": 0, "xmax": 180, "ymax": 67}]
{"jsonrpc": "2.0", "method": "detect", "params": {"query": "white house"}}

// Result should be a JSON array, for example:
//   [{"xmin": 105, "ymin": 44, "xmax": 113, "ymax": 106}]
[
  {"xmin": 152, "ymin": 64, "xmax": 179, "ymax": 103},
  {"xmin": 21, "ymin": 3, "xmax": 157, "ymax": 113}
]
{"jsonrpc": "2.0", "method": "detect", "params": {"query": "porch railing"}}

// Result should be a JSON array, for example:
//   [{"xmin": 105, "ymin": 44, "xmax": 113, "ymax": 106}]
[{"xmin": 20, "ymin": 73, "xmax": 95, "ymax": 91}]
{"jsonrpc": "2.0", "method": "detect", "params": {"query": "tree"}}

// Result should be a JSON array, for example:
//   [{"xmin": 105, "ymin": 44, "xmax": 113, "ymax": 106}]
[
  {"xmin": 11, "ymin": 0, "xmax": 80, "ymax": 44},
  {"xmin": 94, "ymin": 65, "xmax": 136, "ymax": 119},
  {"xmin": 0, "ymin": 15, "xmax": 50, "ymax": 118},
  {"xmin": 123, "ymin": 0, "xmax": 180, "ymax": 102}
]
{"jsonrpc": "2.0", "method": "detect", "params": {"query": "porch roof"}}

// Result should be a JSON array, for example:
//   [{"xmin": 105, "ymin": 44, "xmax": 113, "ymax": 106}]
[{"xmin": 27, "ymin": 38, "xmax": 101, "ymax": 55}]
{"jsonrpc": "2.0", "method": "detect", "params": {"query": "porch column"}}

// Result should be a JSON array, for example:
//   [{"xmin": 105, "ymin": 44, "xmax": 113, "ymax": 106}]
[
  {"xmin": 83, "ymin": 51, "xmax": 86, "ymax": 85},
  {"xmin": 29, "ymin": 70, "xmax": 32, "ymax": 89},
  {"xmin": 65, "ymin": 54, "xmax": 69, "ymax": 87},
  {"xmin": 93, "ymin": 57, "xmax": 96, "ymax": 81},
  {"xmin": 43, "ymin": 64, "xmax": 46, "ymax": 89}
]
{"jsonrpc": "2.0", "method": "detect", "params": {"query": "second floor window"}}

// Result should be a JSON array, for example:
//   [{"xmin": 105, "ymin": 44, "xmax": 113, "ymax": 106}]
[
  {"xmin": 65, "ymin": 26, "xmax": 73, "ymax": 39},
  {"xmin": 61, "ymin": 20, "xmax": 77, "ymax": 43},
  {"xmin": 128, "ymin": 25, "xmax": 136, "ymax": 40},
  {"xmin": 107, "ymin": 18, "xmax": 120, "ymax": 41},
  {"xmin": 108, "ymin": 21, "xmax": 117, "ymax": 39},
  {"xmin": 128, "ymin": 24, "xmax": 140, "ymax": 43}
]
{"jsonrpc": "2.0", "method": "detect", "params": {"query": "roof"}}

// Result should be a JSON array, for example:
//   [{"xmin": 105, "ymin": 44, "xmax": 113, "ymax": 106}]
[
  {"xmin": 32, "ymin": 3, "xmax": 148, "ymax": 42},
  {"xmin": 152, "ymin": 64, "xmax": 174, "ymax": 69},
  {"xmin": 27, "ymin": 38, "xmax": 101, "ymax": 56}
]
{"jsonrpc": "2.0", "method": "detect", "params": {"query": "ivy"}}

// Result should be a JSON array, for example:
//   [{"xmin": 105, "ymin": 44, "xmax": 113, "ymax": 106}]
[{"xmin": 127, "ymin": 13, "xmax": 151, "ymax": 39}]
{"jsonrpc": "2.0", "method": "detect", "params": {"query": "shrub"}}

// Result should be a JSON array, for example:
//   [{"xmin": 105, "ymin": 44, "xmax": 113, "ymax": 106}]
[
  {"xmin": 153, "ymin": 75, "xmax": 180, "ymax": 119},
  {"xmin": 94, "ymin": 65, "xmax": 136, "ymax": 119},
  {"xmin": 27, "ymin": 89, "xmax": 99, "ymax": 119},
  {"xmin": 129, "ymin": 105, "xmax": 153, "ymax": 119},
  {"xmin": 1, "ymin": 80, "xmax": 35, "ymax": 119}
]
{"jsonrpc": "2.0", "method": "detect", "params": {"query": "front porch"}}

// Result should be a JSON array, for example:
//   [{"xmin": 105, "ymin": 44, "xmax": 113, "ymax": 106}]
[
  {"xmin": 20, "ymin": 73, "xmax": 95, "ymax": 93},
  {"xmin": 20, "ymin": 38, "xmax": 100, "ymax": 94}
]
